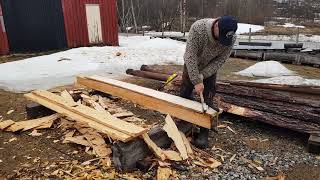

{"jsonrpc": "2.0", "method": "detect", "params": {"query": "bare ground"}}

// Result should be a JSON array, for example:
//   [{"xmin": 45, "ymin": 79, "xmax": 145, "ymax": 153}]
[{"xmin": 0, "ymin": 56, "xmax": 319, "ymax": 179}]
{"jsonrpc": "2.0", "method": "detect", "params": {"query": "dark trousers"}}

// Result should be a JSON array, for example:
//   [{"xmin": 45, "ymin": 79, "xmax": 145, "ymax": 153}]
[{"xmin": 180, "ymin": 65, "xmax": 217, "ymax": 108}]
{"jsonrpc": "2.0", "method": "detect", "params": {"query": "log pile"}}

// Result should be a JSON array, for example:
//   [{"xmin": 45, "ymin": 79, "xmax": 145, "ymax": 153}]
[{"xmin": 126, "ymin": 65, "xmax": 320, "ymax": 135}]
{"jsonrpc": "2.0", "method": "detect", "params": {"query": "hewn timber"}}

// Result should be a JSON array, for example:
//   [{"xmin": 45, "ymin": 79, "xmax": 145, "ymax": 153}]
[{"xmin": 76, "ymin": 76, "xmax": 216, "ymax": 128}]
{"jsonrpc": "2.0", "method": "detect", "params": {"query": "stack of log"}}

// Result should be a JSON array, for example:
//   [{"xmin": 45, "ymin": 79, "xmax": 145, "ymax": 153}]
[
  {"xmin": 126, "ymin": 65, "xmax": 320, "ymax": 135},
  {"xmin": 230, "ymin": 50, "xmax": 320, "ymax": 67}
]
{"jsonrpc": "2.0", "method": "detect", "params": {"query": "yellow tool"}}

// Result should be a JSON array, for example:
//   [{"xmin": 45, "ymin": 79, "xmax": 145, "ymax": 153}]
[{"xmin": 158, "ymin": 73, "xmax": 178, "ymax": 90}]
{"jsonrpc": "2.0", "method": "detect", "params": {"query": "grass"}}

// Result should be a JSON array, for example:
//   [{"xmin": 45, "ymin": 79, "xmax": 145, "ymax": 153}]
[{"xmin": 248, "ymin": 26, "xmax": 320, "ymax": 36}]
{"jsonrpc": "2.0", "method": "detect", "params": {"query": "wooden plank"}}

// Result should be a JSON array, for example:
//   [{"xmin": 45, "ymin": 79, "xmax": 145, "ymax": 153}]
[
  {"xmin": 61, "ymin": 90, "xmax": 75, "ymax": 103},
  {"xmin": 180, "ymin": 131, "xmax": 193, "ymax": 156},
  {"xmin": 141, "ymin": 133, "xmax": 166, "ymax": 161},
  {"xmin": 24, "ymin": 93, "xmax": 132, "ymax": 142},
  {"xmin": 28, "ymin": 90, "xmax": 146, "ymax": 137},
  {"xmin": 0, "ymin": 120, "xmax": 15, "ymax": 130},
  {"xmin": 163, "ymin": 115, "xmax": 188, "ymax": 160},
  {"xmin": 6, "ymin": 114, "xmax": 60, "ymax": 132},
  {"xmin": 76, "ymin": 76, "xmax": 215, "ymax": 128}
]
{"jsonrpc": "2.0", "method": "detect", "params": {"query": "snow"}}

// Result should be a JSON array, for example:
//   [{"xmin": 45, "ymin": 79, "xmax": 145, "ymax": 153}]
[
  {"xmin": 235, "ymin": 61, "xmax": 295, "ymax": 77},
  {"xmin": 278, "ymin": 23, "xmax": 305, "ymax": 28},
  {"xmin": 0, "ymin": 36, "xmax": 186, "ymax": 92},
  {"xmin": 238, "ymin": 35, "xmax": 320, "ymax": 43},
  {"xmin": 254, "ymin": 76, "xmax": 320, "ymax": 86},
  {"xmin": 237, "ymin": 23, "xmax": 264, "ymax": 34}
]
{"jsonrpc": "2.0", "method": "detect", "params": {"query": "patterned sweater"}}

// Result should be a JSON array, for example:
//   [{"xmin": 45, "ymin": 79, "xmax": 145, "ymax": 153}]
[{"xmin": 184, "ymin": 18, "xmax": 235, "ymax": 85}]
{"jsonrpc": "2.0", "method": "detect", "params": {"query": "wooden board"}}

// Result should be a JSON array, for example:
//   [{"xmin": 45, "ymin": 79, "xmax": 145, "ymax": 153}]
[
  {"xmin": 163, "ymin": 115, "xmax": 188, "ymax": 160},
  {"xmin": 141, "ymin": 133, "xmax": 166, "ymax": 161},
  {"xmin": 24, "ymin": 91, "xmax": 146, "ymax": 142},
  {"xmin": 0, "ymin": 120, "xmax": 15, "ymax": 130},
  {"xmin": 76, "ymin": 76, "xmax": 216, "ymax": 128},
  {"xmin": 6, "ymin": 114, "xmax": 60, "ymax": 132}
]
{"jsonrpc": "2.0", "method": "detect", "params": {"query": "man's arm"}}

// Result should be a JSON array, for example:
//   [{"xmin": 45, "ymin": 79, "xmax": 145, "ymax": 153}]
[
  {"xmin": 200, "ymin": 46, "xmax": 232, "ymax": 79},
  {"xmin": 184, "ymin": 24, "xmax": 204, "ymax": 86}
]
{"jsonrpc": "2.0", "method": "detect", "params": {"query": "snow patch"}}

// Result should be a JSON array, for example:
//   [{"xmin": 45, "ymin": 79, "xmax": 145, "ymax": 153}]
[
  {"xmin": 253, "ymin": 76, "xmax": 320, "ymax": 86},
  {"xmin": 0, "ymin": 36, "xmax": 186, "ymax": 92},
  {"xmin": 237, "ymin": 23, "xmax": 264, "ymax": 34},
  {"xmin": 235, "ymin": 61, "xmax": 295, "ymax": 77},
  {"xmin": 278, "ymin": 23, "xmax": 305, "ymax": 28}
]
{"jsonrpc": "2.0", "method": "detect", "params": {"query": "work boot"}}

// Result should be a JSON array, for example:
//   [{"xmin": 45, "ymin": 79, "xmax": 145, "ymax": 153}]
[{"xmin": 194, "ymin": 127, "xmax": 209, "ymax": 149}]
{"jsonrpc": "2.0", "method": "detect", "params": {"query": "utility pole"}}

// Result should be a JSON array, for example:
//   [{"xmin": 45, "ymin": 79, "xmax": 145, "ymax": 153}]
[{"xmin": 183, "ymin": 0, "xmax": 186, "ymax": 36}]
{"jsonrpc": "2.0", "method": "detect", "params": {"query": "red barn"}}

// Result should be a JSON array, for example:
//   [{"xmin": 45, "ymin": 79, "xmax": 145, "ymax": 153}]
[
  {"xmin": 0, "ymin": 0, "xmax": 118, "ymax": 54},
  {"xmin": 0, "ymin": 5, "xmax": 9, "ymax": 55}
]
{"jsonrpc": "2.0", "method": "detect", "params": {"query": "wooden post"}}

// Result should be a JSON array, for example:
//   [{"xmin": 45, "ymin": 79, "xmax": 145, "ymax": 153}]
[
  {"xmin": 248, "ymin": 28, "xmax": 252, "ymax": 43},
  {"xmin": 296, "ymin": 27, "xmax": 300, "ymax": 44}
]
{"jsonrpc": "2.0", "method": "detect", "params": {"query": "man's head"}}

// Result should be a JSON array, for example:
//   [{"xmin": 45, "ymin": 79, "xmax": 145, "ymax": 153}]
[{"xmin": 213, "ymin": 16, "xmax": 238, "ymax": 46}]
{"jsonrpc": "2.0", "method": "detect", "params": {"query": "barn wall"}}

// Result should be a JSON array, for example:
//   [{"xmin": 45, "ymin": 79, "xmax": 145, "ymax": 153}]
[{"xmin": 62, "ymin": 0, "xmax": 119, "ymax": 47}]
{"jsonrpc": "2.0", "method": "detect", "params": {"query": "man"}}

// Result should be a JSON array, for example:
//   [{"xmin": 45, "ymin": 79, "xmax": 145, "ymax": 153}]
[{"xmin": 181, "ymin": 16, "xmax": 238, "ymax": 149}]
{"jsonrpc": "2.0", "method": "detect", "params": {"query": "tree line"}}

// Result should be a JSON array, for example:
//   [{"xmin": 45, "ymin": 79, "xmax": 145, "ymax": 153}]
[{"xmin": 116, "ymin": 0, "xmax": 320, "ymax": 33}]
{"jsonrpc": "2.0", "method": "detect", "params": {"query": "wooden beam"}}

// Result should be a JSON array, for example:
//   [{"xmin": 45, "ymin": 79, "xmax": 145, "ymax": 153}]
[
  {"xmin": 24, "ymin": 90, "xmax": 147, "ymax": 142},
  {"xmin": 76, "ymin": 76, "xmax": 216, "ymax": 128}
]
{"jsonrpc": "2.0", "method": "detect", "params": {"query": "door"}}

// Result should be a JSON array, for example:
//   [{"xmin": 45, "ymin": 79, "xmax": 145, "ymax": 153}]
[{"xmin": 85, "ymin": 4, "xmax": 103, "ymax": 44}]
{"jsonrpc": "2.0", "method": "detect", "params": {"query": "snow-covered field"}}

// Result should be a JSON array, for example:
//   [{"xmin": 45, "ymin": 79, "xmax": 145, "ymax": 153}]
[
  {"xmin": 0, "ymin": 36, "xmax": 186, "ymax": 92},
  {"xmin": 277, "ymin": 23, "xmax": 305, "ymax": 28}
]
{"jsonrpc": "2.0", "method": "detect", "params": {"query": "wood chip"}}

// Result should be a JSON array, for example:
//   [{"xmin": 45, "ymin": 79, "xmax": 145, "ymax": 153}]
[
  {"xmin": 229, "ymin": 154, "xmax": 236, "ymax": 162},
  {"xmin": 226, "ymin": 126, "xmax": 237, "ymax": 134},
  {"xmin": 28, "ymin": 130, "xmax": 42, "ymax": 137},
  {"xmin": 241, "ymin": 157, "xmax": 264, "ymax": 171},
  {"xmin": 63, "ymin": 136, "xmax": 90, "ymax": 146},
  {"xmin": 157, "ymin": 167, "xmax": 172, "ymax": 180},
  {"xmin": 76, "ymin": 126, "xmax": 112, "ymax": 157},
  {"xmin": 316, "ymin": 156, "xmax": 320, "ymax": 160},
  {"xmin": 61, "ymin": 90, "xmax": 75, "ymax": 103},
  {"xmin": 9, "ymin": 137, "xmax": 17, "ymax": 142},
  {"xmin": 179, "ymin": 131, "xmax": 193, "ymax": 156},
  {"xmin": 6, "ymin": 114, "xmax": 60, "ymax": 132},
  {"xmin": 194, "ymin": 157, "xmax": 221, "ymax": 169},
  {"xmin": 163, "ymin": 150, "xmax": 182, "ymax": 161},
  {"xmin": 163, "ymin": 115, "xmax": 188, "ymax": 160},
  {"xmin": 141, "ymin": 133, "xmax": 166, "ymax": 161},
  {"xmin": 113, "ymin": 112, "xmax": 134, "ymax": 118},
  {"xmin": 0, "ymin": 120, "xmax": 15, "ymax": 130},
  {"xmin": 222, "ymin": 120, "xmax": 233, "ymax": 125},
  {"xmin": 262, "ymin": 172, "xmax": 285, "ymax": 180},
  {"xmin": 7, "ymin": 110, "xmax": 14, "ymax": 115}
]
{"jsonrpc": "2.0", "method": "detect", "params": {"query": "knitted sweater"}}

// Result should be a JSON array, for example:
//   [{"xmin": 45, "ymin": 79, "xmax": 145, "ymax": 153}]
[{"xmin": 183, "ymin": 18, "xmax": 235, "ymax": 85}]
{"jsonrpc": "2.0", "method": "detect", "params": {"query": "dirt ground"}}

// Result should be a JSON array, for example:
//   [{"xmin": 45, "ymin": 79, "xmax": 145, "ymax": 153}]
[{"xmin": 0, "ymin": 56, "xmax": 319, "ymax": 179}]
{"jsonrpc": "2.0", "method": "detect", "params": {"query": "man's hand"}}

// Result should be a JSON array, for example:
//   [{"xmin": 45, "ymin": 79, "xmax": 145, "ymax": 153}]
[{"xmin": 195, "ymin": 83, "xmax": 204, "ymax": 94}]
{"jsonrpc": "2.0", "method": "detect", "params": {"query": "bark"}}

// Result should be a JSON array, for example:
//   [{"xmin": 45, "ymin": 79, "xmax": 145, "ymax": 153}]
[
  {"xmin": 217, "ymin": 100, "xmax": 320, "ymax": 135},
  {"xmin": 112, "ymin": 122, "xmax": 193, "ymax": 171},
  {"xmin": 126, "ymin": 69, "xmax": 170, "ymax": 81},
  {"xmin": 217, "ymin": 93, "xmax": 320, "ymax": 124}
]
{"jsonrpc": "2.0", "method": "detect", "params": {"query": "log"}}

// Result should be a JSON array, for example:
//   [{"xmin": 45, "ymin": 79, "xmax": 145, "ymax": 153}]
[
  {"xmin": 284, "ymin": 43, "xmax": 303, "ymax": 49},
  {"xmin": 216, "ymin": 83, "xmax": 320, "ymax": 108},
  {"xmin": 263, "ymin": 52, "xmax": 320, "ymax": 66},
  {"xmin": 223, "ymin": 80, "xmax": 320, "ymax": 95},
  {"xmin": 112, "ymin": 122, "xmax": 192, "ymax": 171},
  {"xmin": 217, "ymin": 93, "xmax": 320, "ymax": 124},
  {"xmin": 76, "ymin": 76, "xmax": 217, "ymax": 128},
  {"xmin": 238, "ymin": 41, "xmax": 272, "ymax": 46},
  {"xmin": 140, "ymin": 65, "xmax": 179, "ymax": 75},
  {"xmin": 232, "ymin": 50, "xmax": 263, "ymax": 60},
  {"xmin": 127, "ymin": 68, "xmax": 320, "ymax": 108},
  {"xmin": 126, "ymin": 69, "xmax": 169, "ymax": 81},
  {"xmin": 216, "ymin": 100, "xmax": 320, "ymax": 135}
]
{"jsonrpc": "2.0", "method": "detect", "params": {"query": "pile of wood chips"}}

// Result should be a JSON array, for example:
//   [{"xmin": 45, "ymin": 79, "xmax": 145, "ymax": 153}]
[{"xmin": 0, "ymin": 88, "xmax": 225, "ymax": 179}]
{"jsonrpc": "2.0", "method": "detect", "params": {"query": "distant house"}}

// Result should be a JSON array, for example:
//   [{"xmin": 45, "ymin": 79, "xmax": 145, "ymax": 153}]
[{"xmin": 0, "ymin": 0, "xmax": 118, "ymax": 55}]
